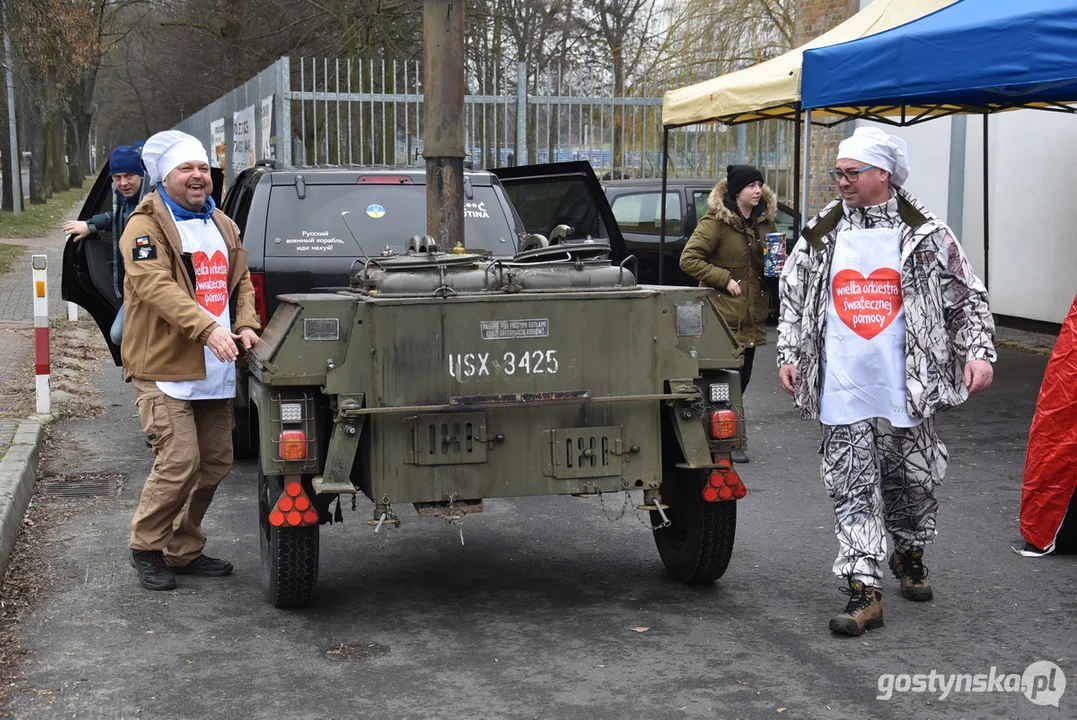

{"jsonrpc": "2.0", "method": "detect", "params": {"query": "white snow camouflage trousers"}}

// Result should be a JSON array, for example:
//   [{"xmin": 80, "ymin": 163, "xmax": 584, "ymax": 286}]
[{"xmin": 821, "ymin": 418, "xmax": 948, "ymax": 587}]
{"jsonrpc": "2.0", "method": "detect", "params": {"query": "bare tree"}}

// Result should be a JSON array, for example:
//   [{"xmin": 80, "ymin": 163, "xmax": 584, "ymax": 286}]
[
  {"xmin": 9, "ymin": 0, "xmax": 102, "ymax": 202},
  {"xmin": 649, "ymin": 0, "xmax": 795, "ymax": 75}
]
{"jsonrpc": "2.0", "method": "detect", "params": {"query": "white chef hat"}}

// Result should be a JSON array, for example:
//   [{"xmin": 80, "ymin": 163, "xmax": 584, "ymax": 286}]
[
  {"xmin": 141, "ymin": 130, "xmax": 210, "ymax": 186},
  {"xmin": 837, "ymin": 126, "xmax": 911, "ymax": 187}
]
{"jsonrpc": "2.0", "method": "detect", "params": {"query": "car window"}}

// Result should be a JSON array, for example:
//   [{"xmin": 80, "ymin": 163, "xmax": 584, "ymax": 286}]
[
  {"xmin": 610, "ymin": 192, "xmax": 681, "ymax": 236},
  {"xmin": 692, "ymin": 191, "xmax": 710, "ymax": 226},
  {"xmin": 225, "ymin": 183, "xmax": 254, "ymax": 235},
  {"xmin": 501, "ymin": 178, "xmax": 605, "ymax": 241},
  {"xmin": 775, "ymin": 205, "xmax": 796, "ymax": 249},
  {"xmin": 264, "ymin": 184, "xmax": 518, "ymax": 257}
]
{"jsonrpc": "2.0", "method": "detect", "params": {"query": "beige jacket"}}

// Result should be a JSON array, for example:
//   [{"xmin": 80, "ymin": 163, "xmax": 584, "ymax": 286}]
[{"xmin": 118, "ymin": 192, "xmax": 258, "ymax": 381}]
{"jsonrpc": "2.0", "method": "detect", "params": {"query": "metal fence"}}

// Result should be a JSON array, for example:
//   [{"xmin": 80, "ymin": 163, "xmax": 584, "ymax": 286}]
[{"xmin": 175, "ymin": 57, "xmax": 795, "ymax": 203}]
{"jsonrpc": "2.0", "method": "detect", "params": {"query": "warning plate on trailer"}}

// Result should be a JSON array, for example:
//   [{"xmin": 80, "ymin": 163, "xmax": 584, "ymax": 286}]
[{"xmin": 481, "ymin": 318, "xmax": 549, "ymax": 340}]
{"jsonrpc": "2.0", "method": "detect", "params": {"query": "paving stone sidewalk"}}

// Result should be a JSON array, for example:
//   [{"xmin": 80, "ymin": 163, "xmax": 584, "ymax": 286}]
[
  {"xmin": 0, "ymin": 220, "xmax": 76, "ymax": 413},
  {"xmin": 0, "ymin": 202, "xmax": 83, "ymax": 576}
]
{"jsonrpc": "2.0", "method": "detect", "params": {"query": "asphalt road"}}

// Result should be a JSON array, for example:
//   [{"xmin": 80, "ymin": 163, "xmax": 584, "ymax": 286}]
[{"xmin": 5, "ymin": 337, "xmax": 1075, "ymax": 719}]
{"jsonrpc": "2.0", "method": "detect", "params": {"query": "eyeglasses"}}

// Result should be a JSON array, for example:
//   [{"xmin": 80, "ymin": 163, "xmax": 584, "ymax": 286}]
[{"xmin": 827, "ymin": 165, "xmax": 878, "ymax": 183}]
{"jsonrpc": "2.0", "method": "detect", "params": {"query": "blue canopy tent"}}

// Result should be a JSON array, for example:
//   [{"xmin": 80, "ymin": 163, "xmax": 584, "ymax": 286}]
[
  {"xmin": 801, "ymin": 0, "xmax": 1077, "ymax": 121},
  {"xmin": 797, "ymin": 0, "xmax": 1077, "ymax": 288}
]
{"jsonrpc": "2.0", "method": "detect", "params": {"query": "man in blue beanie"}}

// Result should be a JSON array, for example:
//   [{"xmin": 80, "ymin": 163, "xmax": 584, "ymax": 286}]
[
  {"xmin": 63, "ymin": 145, "xmax": 147, "ymax": 343},
  {"xmin": 64, "ymin": 145, "xmax": 146, "ymax": 241}
]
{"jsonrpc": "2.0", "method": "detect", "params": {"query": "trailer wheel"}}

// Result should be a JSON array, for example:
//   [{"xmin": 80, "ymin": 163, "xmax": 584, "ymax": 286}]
[
  {"xmin": 652, "ymin": 467, "xmax": 737, "ymax": 584},
  {"xmin": 259, "ymin": 469, "xmax": 319, "ymax": 607}
]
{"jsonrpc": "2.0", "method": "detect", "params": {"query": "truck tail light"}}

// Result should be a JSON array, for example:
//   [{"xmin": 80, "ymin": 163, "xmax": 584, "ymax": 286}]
[
  {"xmin": 249, "ymin": 271, "xmax": 269, "ymax": 330},
  {"xmin": 279, "ymin": 429, "xmax": 307, "ymax": 460},
  {"xmin": 708, "ymin": 409, "xmax": 738, "ymax": 439},
  {"xmin": 357, "ymin": 175, "xmax": 413, "ymax": 184},
  {"xmin": 268, "ymin": 480, "xmax": 319, "ymax": 527},
  {"xmin": 703, "ymin": 458, "xmax": 747, "ymax": 502}
]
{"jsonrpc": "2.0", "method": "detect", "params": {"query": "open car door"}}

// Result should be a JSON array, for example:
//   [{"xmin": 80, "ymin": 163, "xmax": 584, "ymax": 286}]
[
  {"xmin": 62, "ymin": 164, "xmax": 123, "ymax": 365},
  {"xmin": 62, "ymin": 165, "xmax": 226, "ymax": 366},
  {"xmin": 493, "ymin": 161, "xmax": 627, "ymax": 264}
]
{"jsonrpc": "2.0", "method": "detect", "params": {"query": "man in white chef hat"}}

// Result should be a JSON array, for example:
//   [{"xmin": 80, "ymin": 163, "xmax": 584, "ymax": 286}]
[
  {"xmin": 118, "ymin": 130, "xmax": 260, "ymax": 592},
  {"xmin": 775, "ymin": 126, "xmax": 996, "ymax": 636}
]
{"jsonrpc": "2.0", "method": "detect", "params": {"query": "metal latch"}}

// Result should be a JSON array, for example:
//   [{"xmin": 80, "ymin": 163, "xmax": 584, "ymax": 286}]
[{"xmin": 335, "ymin": 394, "xmax": 365, "ymax": 422}]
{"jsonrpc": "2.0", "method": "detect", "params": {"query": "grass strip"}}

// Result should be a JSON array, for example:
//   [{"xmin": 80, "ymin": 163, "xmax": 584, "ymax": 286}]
[
  {"xmin": 0, "ymin": 179, "xmax": 91, "ymax": 239},
  {"xmin": 0, "ymin": 243, "xmax": 25, "ymax": 275}
]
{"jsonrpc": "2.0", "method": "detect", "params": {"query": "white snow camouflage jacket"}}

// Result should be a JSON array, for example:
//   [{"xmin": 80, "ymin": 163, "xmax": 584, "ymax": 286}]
[{"xmin": 776, "ymin": 187, "xmax": 996, "ymax": 421}]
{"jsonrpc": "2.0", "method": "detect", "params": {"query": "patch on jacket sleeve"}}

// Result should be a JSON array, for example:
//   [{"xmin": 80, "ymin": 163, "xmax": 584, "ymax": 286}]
[
  {"xmin": 132, "ymin": 244, "xmax": 157, "ymax": 261},
  {"xmin": 135, "ymin": 236, "xmax": 151, "ymax": 246}
]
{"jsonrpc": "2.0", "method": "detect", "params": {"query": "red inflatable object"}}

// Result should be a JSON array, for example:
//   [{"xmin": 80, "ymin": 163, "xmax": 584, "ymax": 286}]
[{"xmin": 1020, "ymin": 295, "xmax": 1077, "ymax": 553}]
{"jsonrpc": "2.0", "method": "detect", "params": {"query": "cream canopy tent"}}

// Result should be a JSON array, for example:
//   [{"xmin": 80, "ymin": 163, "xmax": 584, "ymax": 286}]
[
  {"xmin": 661, "ymin": 0, "xmax": 955, "ymax": 127},
  {"xmin": 652, "ymin": 0, "xmax": 955, "ymax": 282}
]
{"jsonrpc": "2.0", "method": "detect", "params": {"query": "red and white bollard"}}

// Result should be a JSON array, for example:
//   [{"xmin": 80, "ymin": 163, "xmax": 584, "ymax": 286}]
[{"xmin": 32, "ymin": 254, "xmax": 50, "ymax": 414}]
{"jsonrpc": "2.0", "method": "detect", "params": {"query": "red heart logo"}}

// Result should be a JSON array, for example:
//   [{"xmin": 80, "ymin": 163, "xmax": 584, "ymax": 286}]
[
  {"xmin": 192, "ymin": 249, "xmax": 229, "ymax": 317},
  {"xmin": 832, "ymin": 268, "xmax": 902, "ymax": 340}
]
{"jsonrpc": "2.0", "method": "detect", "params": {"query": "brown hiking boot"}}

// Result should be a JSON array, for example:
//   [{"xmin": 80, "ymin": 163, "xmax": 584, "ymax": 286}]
[
  {"xmin": 829, "ymin": 579, "xmax": 884, "ymax": 636},
  {"xmin": 889, "ymin": 548, "xmax": 933, "ymax": 601}
]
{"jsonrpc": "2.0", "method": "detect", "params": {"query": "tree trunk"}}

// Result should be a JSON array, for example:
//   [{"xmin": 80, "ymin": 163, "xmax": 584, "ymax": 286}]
[
  {"xmin": 491, "ymin": 6, "xmax": 502, "ymax": 168},
  {"xmin": 66, "ymin": 116, "xmax": 83, "ymax": 188},
  {"xmin": 611, "ymin": 49, "xmax": 624, "ymax": 178},
  {"xmin": 29, "ymin": 119, "xmax": 46, "ymax": 204},
  {"xmin": 526, "ymin": 69, "xmax": 537, "ymax": 166},
  {"xmin": 0, "ymin": 90, "xmax": 10, "ymax": 213},
  {"xmin": 49, "ymin": 120, "xmax": 69, "ymax": 194}
]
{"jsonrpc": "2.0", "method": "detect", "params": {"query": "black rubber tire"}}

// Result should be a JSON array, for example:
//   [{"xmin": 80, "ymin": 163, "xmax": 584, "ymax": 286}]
[
  {"xmin": 259, "ymin": 469, "xmax": 319, "ymax": 607},
  {"xmin": 651, "ymin": 468, "xmax": 737, "ymax": 584},
  {"xmin": 232, "ymin": 404, "xmax": 259, "ymax": 460}
]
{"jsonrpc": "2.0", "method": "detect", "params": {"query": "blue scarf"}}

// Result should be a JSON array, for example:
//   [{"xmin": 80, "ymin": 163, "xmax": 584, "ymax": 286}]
[{"xmin": 157, "ymin": 183, "xmax": 216, "ymax": 223}]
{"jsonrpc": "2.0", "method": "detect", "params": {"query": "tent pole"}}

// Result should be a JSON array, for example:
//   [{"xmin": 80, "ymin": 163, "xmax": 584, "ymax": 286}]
[
  {"xmin": 659, "ymin": 125, "xmax": 670, "ymax": 285},
  {"xmin": 793, "ymin": 110, "xmax": 802, "ymax": 236},
  {"xmin": 982, "ymin": 113, "xmax": 990, "ymax": 290},
  {"xmin": 801, "ymin": 110, "xmax": 812, "ymax": 230}
]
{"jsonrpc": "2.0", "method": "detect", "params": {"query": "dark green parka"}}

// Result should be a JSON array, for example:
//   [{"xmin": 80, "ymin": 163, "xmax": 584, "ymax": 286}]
[{"xmin": 679, "ymin": 178, "xmax": 778, "ymax": 348}]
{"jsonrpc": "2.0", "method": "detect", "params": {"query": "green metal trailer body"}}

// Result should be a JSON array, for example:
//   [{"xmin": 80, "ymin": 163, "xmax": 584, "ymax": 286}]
[{"xmin": 249, "ymin": 244, "xmax": 750, "ymax": 607}]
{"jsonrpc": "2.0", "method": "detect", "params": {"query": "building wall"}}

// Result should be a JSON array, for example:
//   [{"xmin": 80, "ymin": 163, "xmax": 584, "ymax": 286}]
[
  {"xmin": 796, "ymin": 0, "xmax": 859, "ymax": 215},
  {"xmin": 961, "ymin": 111, "xmax": 1077, "ymax": 323}
]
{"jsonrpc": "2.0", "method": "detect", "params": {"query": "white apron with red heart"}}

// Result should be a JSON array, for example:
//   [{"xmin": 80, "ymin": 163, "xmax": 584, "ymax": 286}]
[
  {"xmin": 819, "ymin": 225, "xmax": 921, "ymax": 428},
  {"xmin": 156, "ymin": 213, "xmax": 236, "ymax": 401}
]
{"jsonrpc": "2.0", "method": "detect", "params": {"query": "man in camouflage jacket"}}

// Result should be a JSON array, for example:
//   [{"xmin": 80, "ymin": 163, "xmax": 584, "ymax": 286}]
[{"xmin": 776, "ymin": 127, "xmax": 995, "ymax": 637}]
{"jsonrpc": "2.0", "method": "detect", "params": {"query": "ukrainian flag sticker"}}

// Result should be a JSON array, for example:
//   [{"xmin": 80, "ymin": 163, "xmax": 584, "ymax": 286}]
[{"xmin": 366, "ymin": 204, "xmax": 386, "ymax": 219}]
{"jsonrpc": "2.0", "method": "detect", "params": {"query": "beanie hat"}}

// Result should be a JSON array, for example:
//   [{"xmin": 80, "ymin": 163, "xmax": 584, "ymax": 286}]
[
  {"xmin": 726, "ymin": 164, "xmax": 764, "ymax": 198},
  {"xmin": 109, "ymin": 146, "xmax": 144, "ymax": 176}
]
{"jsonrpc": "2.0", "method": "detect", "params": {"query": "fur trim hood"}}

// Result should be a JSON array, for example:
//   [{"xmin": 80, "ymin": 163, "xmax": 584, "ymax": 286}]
[{"xmin": 707, "ymin": 178, "xmax": 778, "ymax": 225}]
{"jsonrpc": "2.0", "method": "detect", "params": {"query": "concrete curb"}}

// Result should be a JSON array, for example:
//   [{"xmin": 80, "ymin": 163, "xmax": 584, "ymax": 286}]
[{"xmin": 0, "ymin": 418, "xmax": 47, "ymax": 578}]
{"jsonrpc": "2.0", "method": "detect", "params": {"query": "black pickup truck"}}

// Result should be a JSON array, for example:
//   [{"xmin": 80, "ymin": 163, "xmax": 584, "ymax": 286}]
[{"xmin": 63, "ymin": 160, "xmax": 628, "ymax": 457}]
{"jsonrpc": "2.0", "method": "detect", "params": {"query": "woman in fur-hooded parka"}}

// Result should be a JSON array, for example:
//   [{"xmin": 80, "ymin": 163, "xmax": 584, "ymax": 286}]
[{"xmin": 679, "ymin": 176, "xmax": 777, "ymax": 350}]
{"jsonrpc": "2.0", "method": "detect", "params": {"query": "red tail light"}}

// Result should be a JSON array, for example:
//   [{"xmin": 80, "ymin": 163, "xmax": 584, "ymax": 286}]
[
  {"xmin": 279, "ymin": 430, "xmax": 307, "ymax": 460},
  {"xmin": 703, "ymin": 458, "xmax": 748, "ymax": 502},
  {"xmin": 268, "ymin": 478, "xmax": 318, "ymax": 527},
  {"xmin": 249, "ymin": 271, "xmax": 269, "ymax": 330},
  {"xmin": 708, "ymin": 409, "xmax": 739, "ymax": 439},
  {"xmin": 358, "ymin": 175, "xmax": 413, "ymax": 184}
]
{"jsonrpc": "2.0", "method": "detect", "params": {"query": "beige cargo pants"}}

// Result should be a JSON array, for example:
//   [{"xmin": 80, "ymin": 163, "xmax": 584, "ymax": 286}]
[{"xmin": 129, "ymin": 378, "xmax": 234, "ymax": 565}]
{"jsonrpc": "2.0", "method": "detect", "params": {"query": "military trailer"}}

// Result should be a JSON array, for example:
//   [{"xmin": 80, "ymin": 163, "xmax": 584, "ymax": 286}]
[{"xmin": 249, "ymin": 232, "xmax": 750, "ymax": 607}]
